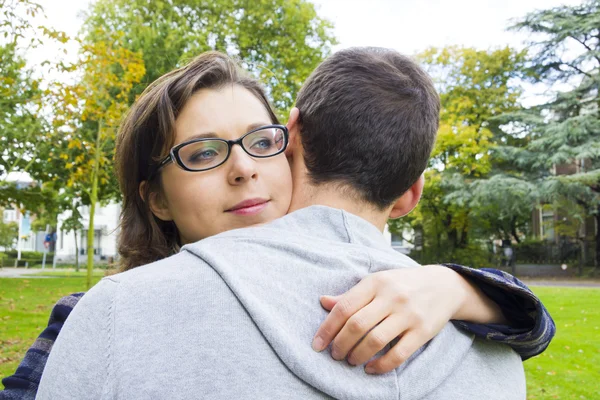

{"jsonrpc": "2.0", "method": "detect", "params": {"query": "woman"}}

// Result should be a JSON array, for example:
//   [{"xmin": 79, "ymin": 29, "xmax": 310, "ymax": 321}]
[{"xmin": 1, "ymin": 52, "xmax": 553, "ymax": 398}]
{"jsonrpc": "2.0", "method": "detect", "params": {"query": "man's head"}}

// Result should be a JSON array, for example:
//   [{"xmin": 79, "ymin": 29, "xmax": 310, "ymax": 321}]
[{"xmin": 287, "ymin": 47, "xmax": 439, "ymax": 222}]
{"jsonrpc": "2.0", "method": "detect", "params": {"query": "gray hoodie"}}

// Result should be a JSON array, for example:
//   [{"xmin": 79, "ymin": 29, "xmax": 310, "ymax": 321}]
[{"xmin": 37, "ymin": 206, "xmax": 525, "ymax": 400}]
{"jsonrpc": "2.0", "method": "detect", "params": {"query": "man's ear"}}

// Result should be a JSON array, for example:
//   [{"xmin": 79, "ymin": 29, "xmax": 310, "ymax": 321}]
[
  {"xmin": 389, "ymin": 174, "xmax": 425, "ymax": 219},
  {"xmin": 139, "ymin": 181, "xmax": 173, "ymax": 221},
  {"xmin": 285, "ymin": 107, "xmax": 300, "ymax": 157}
]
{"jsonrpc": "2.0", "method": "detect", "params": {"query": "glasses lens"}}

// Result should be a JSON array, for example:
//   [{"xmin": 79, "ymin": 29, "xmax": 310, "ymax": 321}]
[
  {"xmin": 178, "ymin": 140, "xmax": 228, "ymax": 170},
  {"xmin": 242, "ymin": 127, "xmax": 286, "ymax": 157}
]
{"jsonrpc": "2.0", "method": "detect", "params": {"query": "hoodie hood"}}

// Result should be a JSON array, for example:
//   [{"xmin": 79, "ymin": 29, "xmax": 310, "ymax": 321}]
[{"xmin": 183, "ymin": 206, "xmax": 475, "ymax": 400}]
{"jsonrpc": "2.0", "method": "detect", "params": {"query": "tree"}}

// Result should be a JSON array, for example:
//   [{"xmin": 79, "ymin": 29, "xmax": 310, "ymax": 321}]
[
  {"xmin": 81, "ymin": 0, "xmax": 336, "ymax": 117},
  {"xmin": 40, "ymin": 0, "xmax": 336, "ymax": 287},
  {"xmin": 0, "ymin": 1, "xmax": 45, "ymax": 209},
  {"xmin": 509, "ymin": 0, "xmax": 600, "ymax": 267},
  {"xmin": 0, "ymin": 218, "xmax": 18, "ymax": 249},
  {"xmin": 402, "ymin": 46, "xmax": 528, "ymax": 264},
  {"xmin": 0, "ymin": 0, "xmax": 74, "ymax": 247},
  {"xmin": 47, "ymin": 28, "xmax": 145, "ymax": 288}
]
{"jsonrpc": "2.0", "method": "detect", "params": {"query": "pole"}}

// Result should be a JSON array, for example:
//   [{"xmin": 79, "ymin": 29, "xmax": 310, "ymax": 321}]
[{"xmin": 16, "ymin": 207, "xmax": 22, "ymax": 266}]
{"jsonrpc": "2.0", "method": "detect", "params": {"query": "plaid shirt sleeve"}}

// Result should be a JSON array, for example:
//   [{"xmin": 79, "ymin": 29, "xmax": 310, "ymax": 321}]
[
  {"xmin": 0, "ymin": 292, "xmax": 85, "ymax": 400},
  {"xmin": 441, "ymin": 263, "xmax": 556, "ymax": 361}
]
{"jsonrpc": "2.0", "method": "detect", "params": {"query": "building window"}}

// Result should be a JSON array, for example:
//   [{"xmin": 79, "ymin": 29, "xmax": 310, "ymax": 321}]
[
  {"xmin": 3, "ymin": 209, "xmax": 16, "ymax": 223},
  {"xmin": 541, "ymin": 210, "xmax": 555, "ymax": 241},
  {"xmin": 391, "ymin": 232, "xmax": 403, "ymax": 246}
]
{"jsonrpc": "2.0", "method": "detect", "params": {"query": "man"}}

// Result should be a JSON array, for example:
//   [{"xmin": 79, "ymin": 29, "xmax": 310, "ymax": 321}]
[{"xmin": 37, "ymin": 48, "xmax": 527, "ymax": 399}]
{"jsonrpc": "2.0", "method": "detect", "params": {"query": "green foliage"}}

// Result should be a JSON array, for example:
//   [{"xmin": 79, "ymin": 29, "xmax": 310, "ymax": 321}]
[
  {"xmin": 0, "ymin": 220, "xmax": 18, "ymax": 249},
  {"xmin": 410, "ymin": 241, "xmax": 493, "ymax": 269},
  {"xmin": 0, "ymin": 1, "xmax": 70, "ymax": 215},
  {"xmin": 460, "ymin": 174, "xmax": 538, "ymax": 242},
  {"xmin": 81, "ymin": 0, "xmax": 336, "ymax": 118},
  {"xmin": 419, "ymin": 46, "xmax": 527, "ymax": 176},
  {"xmin": 513, "ymin": 239, "xmax": 553, "ymax": 263},
  {"xmin": 2, "ymin": 250, "xmax": 53, "ymax": 259},
  {"xmin": 508, "ymin": 0, "xmax": 600, "ymax": 265},
  {"xmin": 394, "ymin": 46, "xmax": 529, "ymax": 262},
  {"xmin": 0, "ymin": 1, "xmax": 44, "ymax": 194}
]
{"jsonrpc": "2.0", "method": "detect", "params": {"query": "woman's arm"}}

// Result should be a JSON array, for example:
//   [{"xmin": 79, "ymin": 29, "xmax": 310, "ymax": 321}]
[
  {"xmin": 0, "ymin": 293, "xmax": 85, "ymax": 400},
  {"xmin": 441, "ymin": 263, "xmax": 555, "ymax": 360},
  {"xmin": 312, "ymin": 264, "xmax": 555, "ymax": 374}
]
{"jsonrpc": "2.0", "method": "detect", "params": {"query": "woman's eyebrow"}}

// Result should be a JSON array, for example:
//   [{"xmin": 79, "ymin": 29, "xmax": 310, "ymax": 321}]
[
  {"xmin": 245, "ymin": 122, "xmax": 271, "ymax": 132},
  {"xmin": 186, "ymin": 123, "xmax": 272, "ymax": 141},
  {"xmin": 186, "ymin": 132, "xmax": 217, "ymax": 141}
]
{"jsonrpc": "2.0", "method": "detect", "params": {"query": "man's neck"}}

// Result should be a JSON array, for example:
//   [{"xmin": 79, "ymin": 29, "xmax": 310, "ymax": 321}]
[{"xmin": 287, "ymin": 179, "xmax": 390, "ymax": 232}]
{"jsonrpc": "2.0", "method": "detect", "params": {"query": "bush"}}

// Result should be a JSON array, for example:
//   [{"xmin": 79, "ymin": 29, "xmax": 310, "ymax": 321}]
[
  {"xmin": 409, "ymin": 243, "xmax": 493, "ymax": 268},
  {"xmin": 514, "ymin": 238, "xmax": 579, "ymax": 264},
  {"xmin": 1, "ymin": 250, "xmax": 54, "ymax": 261}
]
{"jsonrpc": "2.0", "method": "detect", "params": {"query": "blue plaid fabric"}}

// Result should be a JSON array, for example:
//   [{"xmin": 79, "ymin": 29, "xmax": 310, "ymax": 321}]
[
  {"xmin": 442, "ymin": 264, "xmax": 556, "ymax": 361},
  {"xmin": 0, "ymin": 266, "xmax": 555, "ymax": 399}
]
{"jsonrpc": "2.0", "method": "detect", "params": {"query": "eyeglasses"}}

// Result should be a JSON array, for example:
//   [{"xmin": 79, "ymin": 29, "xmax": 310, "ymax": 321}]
[{"xmin": 154, "ymin": 124, "xmax": 288, "ymax": 174}]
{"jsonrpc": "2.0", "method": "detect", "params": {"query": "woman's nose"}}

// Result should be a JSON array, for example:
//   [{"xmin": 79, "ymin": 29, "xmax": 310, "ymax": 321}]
[{"xmin": 227, "ymin": 146, "xmax": 258, "ymax": 185}]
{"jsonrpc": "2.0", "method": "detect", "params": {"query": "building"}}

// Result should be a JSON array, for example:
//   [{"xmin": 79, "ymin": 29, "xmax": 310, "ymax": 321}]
[{"xmin": 55, "ymin": 203, "xmax": 121, "ymax": 263}]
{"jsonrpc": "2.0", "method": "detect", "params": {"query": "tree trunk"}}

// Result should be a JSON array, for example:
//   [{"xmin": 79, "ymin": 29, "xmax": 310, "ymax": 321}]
[
  {"xmin": 595, "ymin": 205, "xmax": 600, "ymax": 269},
  {"xmin": 74, "ymin": 230, "xmax": 79, "ymax": 272},
  {"xmin": 511, "ymin": 227, "xmax": 521, "ymax": 244},
  {"xmin": 86, "ymin": 121, "xmax": 103, "ymax": 289}
]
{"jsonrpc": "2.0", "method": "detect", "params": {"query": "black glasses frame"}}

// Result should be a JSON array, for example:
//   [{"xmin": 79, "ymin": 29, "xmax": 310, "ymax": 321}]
[{"xmin": 153, "ymin": 124, "xmax": 289, "ymax": 174}]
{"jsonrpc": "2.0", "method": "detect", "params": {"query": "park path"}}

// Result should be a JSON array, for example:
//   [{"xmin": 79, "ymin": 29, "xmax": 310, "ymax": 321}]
[
  {"xmin": 523, "ymin": 280, "xmax": 600, "ymax": 288},
  {"xmin": 0, "ymin": 268, "xmax": 51, "ymax": 278},
  {"xmin": 1, "ymin": 268, "xmax": 599, "ymax": 287}
]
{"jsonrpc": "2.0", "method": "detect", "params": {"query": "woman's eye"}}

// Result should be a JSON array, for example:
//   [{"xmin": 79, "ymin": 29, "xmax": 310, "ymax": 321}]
[
  {"xmin": 189, "ymin": 149, "xmax": 218, "ymax": 162},
  {"xmin": 251, "ymin": 139, "xmax": 273, "ymax": 149}
]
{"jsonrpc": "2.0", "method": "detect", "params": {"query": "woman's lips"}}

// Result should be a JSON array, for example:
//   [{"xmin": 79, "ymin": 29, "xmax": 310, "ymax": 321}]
[{"xmin": 226, "ymin": 199, "xmax": 270, "ymax": 216}]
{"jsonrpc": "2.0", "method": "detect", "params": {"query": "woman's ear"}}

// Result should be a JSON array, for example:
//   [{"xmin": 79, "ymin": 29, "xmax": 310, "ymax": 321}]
[
  {"xmin": 285, "ymin": 107, "xmax": 300, "ymax": 157},
  {"xmin": 388, "ymin": 174, "xmax": 425, "ymax": 219},
  {"xmin": 139, "ymin": 181, "xmax": 173, "ymax": 221}
]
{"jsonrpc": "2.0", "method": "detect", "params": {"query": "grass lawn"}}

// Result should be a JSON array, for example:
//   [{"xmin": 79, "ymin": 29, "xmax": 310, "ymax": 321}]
[
  {"xmin": 0, "ymin": 271, "xmax": 103, "ymax": 382},
  {"xmin": 1, "ymin": 277, "xmax": 598, "ymax": 398},
  {"xmin": 524, "ymin": 286, "xmax": 600, "ymax": 399}
]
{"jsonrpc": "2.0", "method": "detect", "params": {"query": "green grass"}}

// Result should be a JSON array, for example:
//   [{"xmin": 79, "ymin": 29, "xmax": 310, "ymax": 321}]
[
  {"xmin": 0, "ymin": 278, "xmax": 598, "ymax": 398},
  {"xmin": 525, "ymin": 286, "xmax": 600, "ymax": 399},
  {"xmin": 0, "ymin": 273, "xmax": 103, "ymax": 382}
]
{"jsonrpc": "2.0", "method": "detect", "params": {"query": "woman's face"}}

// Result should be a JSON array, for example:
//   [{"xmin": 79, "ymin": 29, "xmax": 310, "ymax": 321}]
[{"xmin": 152, "ymin": 85, "xmax": 293, "ymax": 244}]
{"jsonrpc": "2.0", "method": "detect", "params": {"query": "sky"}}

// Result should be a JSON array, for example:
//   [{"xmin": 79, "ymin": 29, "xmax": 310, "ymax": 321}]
[
  {"xmin": 311, "ymin": 0, "xmax": 583, "ymax": 54},
  {"xmin": 34, "ymin": 0, "xmax": 584, "ymax": 57},
  {"xmin": 29, "ymin": 0, "xmax": 583, "ymax": 107},
  {"xmin": 29, "ymin": 0, "xmax": 585, "ymax": 78}
]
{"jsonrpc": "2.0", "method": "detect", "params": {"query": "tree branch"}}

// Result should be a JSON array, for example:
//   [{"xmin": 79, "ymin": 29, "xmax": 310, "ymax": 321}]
[{"xmin": 569, "ymin": 34, "xmax": 600, "ymax": 66}]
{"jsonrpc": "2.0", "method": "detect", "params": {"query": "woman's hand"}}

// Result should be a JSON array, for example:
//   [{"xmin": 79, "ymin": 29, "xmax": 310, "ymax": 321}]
[{"xmin": 311, "ymin": 265, "xmax": 506, "ymax": 374}]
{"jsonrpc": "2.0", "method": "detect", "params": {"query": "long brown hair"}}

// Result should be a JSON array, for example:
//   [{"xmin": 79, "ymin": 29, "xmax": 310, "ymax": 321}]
[{"xmin": 115, "ymin": 52, "xmax": 279, "ymax": 271}]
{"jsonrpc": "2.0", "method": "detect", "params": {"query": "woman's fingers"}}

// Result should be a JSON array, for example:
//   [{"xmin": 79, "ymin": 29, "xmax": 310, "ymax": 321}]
[
  {"xmin": 329, "ymin": 298, "xmax": 391, "ymax": 361},
  {"xmin": 319, "ymin": 294, "xmax": 339, "ymax": 311},
  {"xmin": 365, "ymin": 330, "xmax": 426, "ymax": 374},
  {"xmin": 312, "ymin": 277, "xmax": 376, "ymax": 352},
  {"xmin": 347, "ymin": 314, "xmax": 408, "ymax": 366}
]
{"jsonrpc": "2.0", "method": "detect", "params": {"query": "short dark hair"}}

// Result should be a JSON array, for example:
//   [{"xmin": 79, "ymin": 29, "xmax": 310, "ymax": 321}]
[{"xmin": 295, "ymin": 47, "xmax": 440, "ymax": 209}]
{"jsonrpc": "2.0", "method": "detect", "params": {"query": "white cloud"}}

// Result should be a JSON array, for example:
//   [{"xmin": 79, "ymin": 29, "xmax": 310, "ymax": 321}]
[{"xmin": 312, "ymin": 0, "xmax": 584, "ymax": 54}]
